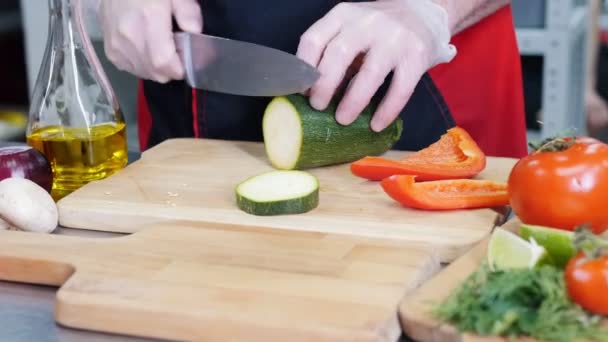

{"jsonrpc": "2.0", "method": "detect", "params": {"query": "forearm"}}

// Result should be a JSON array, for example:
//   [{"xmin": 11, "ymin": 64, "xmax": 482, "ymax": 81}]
[{"xmin": 432, "ymin": 0, "xmax": 510, "ymax": 35}]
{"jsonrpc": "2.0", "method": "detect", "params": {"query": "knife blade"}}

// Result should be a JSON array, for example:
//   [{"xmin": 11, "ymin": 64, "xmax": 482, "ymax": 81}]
[{"xmin": 174, "ymin": 32, "xmax": 320, "ymax": 97}]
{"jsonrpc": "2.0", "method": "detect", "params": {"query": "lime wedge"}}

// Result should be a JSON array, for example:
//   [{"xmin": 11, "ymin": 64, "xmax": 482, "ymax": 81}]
[
  {"xmin": 488, "ymin": 228, "xmax": 551, "ymax": 271},
  {"xmin": 519, "ymin": 224, "xmax": 575, "ymax": 268}
]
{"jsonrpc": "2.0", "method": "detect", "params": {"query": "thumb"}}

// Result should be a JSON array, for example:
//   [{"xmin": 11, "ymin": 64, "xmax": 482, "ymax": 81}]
[{"xmin": 172, "ymin": 0, "xmax": 203, "ymax": 33}]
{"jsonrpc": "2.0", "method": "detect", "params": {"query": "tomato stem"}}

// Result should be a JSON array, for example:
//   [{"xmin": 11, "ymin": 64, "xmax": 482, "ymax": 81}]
[
  {"xmin": 573, "ymin": 225, "xmax": 608, "ymax": 259},
  {"xmin": 532, "ymin": 137, "xmax": 575, "ymax": 153},
  {"xmin": 527, "ymin": 128, "xmax": 577, "ymax": 152}
]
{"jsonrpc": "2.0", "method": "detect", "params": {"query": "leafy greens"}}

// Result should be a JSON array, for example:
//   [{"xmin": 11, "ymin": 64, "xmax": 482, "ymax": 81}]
[{"xmin": 433, "ymin": 263, "xmax": 608, "ymax": 342}]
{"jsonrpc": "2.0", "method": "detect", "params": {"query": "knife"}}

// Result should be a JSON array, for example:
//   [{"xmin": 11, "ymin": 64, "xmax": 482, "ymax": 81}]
[{"xmin": 174, "ymin": 32, "xmax": 320, "ymax": 97}]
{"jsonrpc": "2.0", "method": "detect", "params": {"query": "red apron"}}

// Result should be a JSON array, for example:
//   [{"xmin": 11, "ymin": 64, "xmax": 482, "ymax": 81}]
[{"xmin": 428, "ymin": 6, "xmax": 528, "ymax": 158}]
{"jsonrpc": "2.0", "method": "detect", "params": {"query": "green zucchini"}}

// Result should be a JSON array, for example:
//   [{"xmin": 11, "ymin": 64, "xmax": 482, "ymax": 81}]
[
  {"xmin": 262, "ymin": 94, "xmax": 403, "ymax": 170},
  {"xmin": 236, "ymin": 170, "xmax": 319, "ymax": 216}
]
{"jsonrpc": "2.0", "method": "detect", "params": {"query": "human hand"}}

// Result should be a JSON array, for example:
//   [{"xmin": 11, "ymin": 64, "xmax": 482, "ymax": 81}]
[
  {"xmin": 586, "ymin": 90, "xmax": 608, "ymax": 134},
  {"xmin": 97, "ymin": 0, "xmax": 202, "ymax": 83},
  {"xmin": 296, "ymin": 0, "xmax": 456, "ymax": 132}
]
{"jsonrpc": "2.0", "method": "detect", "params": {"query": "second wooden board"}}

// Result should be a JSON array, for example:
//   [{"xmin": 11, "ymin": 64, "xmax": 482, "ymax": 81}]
[
  {"xmin": 0, "ymin": 221, "xmax": 439, "ymax": 341},
  {"xmin": 57, "ymin": 138, "xmax": 517, "ymax": 262},
  {"xmin": 399, "ymin": 219, "xmax": 608, "ymax": 342}
]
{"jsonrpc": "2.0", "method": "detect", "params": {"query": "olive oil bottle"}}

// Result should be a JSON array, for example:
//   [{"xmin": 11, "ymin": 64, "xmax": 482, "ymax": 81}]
[
  {"xmin": 27, "ymin": 122, "xmax": 127, "ymax": 200},
  {"xmin": 27, "ymin": 0, "xmax": 128, "ymax": 200}
]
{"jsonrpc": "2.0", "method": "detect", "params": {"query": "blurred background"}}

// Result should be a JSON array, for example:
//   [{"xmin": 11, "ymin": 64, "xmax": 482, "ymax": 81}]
[{"xmin": 1, "ymin": 0, "xmax": 607, "ymax": 153}]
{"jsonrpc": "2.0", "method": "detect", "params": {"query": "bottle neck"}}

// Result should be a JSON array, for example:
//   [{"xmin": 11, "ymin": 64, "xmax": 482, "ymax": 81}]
[
  {"xmin": 48, "ymin": 0, "xmax": 66, "ymax": 11},
  {"xmin": 48, "ymin": 0, "xmax": 82, "ymax": 37},
  {"xmin": 45, "ymin": 0, "xmax": 119, "ymax": 112}
]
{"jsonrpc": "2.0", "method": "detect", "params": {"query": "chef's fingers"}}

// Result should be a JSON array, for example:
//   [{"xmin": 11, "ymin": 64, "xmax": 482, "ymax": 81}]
[
  {"xmin": 370, "ymin": 60, "xmax": 422, "ymax": 132},
  {"xmin": 104, "ymin": 37, "xmax": 137, "ymax": 76},
  {"xmin": 144, "ymin": 1, "xmax": 184, "ymax": 82},
  {"xmin": 334, "ymin": 46, "xmax": 395, "ymax": 126},
  {"xmin": 101, "ymin": 2, "xmax": 143, "ymax": 78},
  {"xmin": 308, "ymin": 26, "xmax": 374, "ymax": 111},
  {"xmin": 296, "ymin": 2, "xmax": 353, "ymax": 70},
  {"xmin": 172, "ymin": 0, "xmax": 203, "ymax": 33}
]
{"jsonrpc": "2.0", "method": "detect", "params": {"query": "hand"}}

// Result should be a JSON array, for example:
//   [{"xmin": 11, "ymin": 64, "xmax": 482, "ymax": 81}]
[
  {"xmin": 586, "ymin": 90, "xmax": 608, "ymax": 134},
  {"xmin": 296, "ymin": 0, "xmax": 457, "ymax": 132},
  {"xmin": 97, "ymin": 0, "xmax": 203, "ymax": 83}
]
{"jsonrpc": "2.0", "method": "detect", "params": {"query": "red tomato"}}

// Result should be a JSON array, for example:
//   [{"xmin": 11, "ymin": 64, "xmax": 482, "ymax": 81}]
[
  {"xmin": 508, "ymin": 137, "xmax": 608, "ymax": 234},
  {"xmin": 565, "ymin": 252, "xmax": 608, "ymax": 315}
]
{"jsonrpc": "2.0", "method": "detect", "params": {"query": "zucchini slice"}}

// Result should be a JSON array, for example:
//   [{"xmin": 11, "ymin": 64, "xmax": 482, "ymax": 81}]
[{"xmin": 236, "ymin": 170, "xmax": 319, "ymax": 216}]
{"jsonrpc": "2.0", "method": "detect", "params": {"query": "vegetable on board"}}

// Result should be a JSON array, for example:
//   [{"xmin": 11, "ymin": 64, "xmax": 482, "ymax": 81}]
[
  {"xmin": 235, "ymin": 170, "xmax": 319, "ymax": 216},
  {"xmin": 350, "ymin": 126, "xmax": 486, "ymax": 181},
  {"xmin": 0, "ymin": 177, "xmax": 58, "ymax": 233},
  {"xmin": 262, "ymin": 94, "xmax": 403, "ymax": 170},
  {"xmin": 519, "ymin": 224, "xmax": 576, "ymax": 269},
  {"xmin": 487, "ymin": 228, "xmax": 551, "ymax": 271},
  {"xmin": 564, "ymin": 227, "xmax": 608, "ymax": 316},
  {"xmin": 0, "ymin": 145, "xmax": 53, "ymax": 193},
  {"xmin": 380, "ymin": 175, "xmax": 508, "ymax": 210},
  {"xmin": 434, "ymin": 263, "xmax": 608, "ymax": 342},
  {"xmin": 508, "ymin": 136, "xmax": 608, "ymax": 234},
  {"xmin": 566, "ymin": 252, "xmax": 608, "ymax": 316}
]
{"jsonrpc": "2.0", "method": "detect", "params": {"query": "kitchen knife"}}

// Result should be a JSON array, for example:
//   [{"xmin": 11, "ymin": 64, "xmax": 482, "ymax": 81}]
[{"xmin": 174, "ymin": 32, "xmax": 320, "ymax": 97}]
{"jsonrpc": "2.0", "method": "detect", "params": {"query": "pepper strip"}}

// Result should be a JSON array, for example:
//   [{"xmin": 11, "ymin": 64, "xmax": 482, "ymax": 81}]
[
  {"xmin": 351, "ymin": 126, "xmax": 486, "ymax": 181},
  {"xmin": 381, "ymin": 175, "xmax": 509, "ymax": 210}
]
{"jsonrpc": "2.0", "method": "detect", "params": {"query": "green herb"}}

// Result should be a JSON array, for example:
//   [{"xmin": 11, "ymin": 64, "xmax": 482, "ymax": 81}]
[
  {"xmin": 433, "ymin": 263, "xmax": 608, "ymax": 342},
  {"xmin": 527, "ymin": 128, "xmax": 577, "ymax": 152},
  {"xmin": 573, "ymin": 224, "xmax": 608, "ymax": 259}
]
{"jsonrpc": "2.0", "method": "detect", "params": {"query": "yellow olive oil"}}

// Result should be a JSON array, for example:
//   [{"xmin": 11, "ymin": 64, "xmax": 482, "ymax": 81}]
[{"xmin": 27, "ymin": 122, "xmax": 128, "ymax": 200}]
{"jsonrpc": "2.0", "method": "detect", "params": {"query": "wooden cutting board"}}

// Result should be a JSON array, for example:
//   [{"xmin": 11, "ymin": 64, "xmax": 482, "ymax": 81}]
[
  {"xmin": 57, "ymin": 138, "xmax": 518, "ymax": 262},
  {"xmin": 399, "ymin": 219, "xmax": 608, "ymax": 342},
  {"xmin": 0, "ymin": 221, "xmax": 440, "ymax": 342}
]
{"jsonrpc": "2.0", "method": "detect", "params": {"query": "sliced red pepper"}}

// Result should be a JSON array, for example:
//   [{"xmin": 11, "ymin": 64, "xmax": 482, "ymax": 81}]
[
  {"xmin": 351, "ymin": 126, "xmax": 486, "ymax": 181},
  {"xmin": 380, "ymin": 175, "xmax": 509, "ymax": 210}
]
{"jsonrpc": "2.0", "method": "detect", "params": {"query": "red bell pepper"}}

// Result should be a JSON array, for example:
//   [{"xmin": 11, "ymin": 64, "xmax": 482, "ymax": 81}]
[
  {"xmin": 351, "ymin": 126, "xmax": 486, "ymax": 181},
  {"xmin": 380, "ymin": 175, "xmax": 509, "ymax": 210}
]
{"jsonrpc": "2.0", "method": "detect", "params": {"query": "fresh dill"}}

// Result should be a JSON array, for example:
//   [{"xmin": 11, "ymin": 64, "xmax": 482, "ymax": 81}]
[{"xmin": 433, "ymin": 263, "xmax": 608, "ymax": 342}]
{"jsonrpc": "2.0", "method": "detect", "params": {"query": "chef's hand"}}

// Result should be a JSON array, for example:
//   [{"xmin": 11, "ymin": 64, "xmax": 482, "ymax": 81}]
[
  {"xmin": 296, "ymin": 0, "xmax": 457, "ymax": 132},
  {"xmin": 97, "ymin": 0, "xmax": 202, "ymax": 83}
]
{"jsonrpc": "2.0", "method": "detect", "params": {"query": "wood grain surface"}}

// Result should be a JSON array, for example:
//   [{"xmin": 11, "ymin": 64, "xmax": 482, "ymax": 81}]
[
  {"xmin": 0, "ymin": 221, "xmax": 440, "ymax": 342},
  {"xmin": 399, "ymin": 219, "xmax": 608, "ymax": 342},
  {"xmin": 57, "ymin": 138, "xmax": 517, "ymax": 262}
]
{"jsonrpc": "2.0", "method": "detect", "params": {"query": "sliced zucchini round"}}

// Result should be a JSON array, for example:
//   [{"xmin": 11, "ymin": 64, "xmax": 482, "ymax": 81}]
[{"xmin": 236, "ymin": 170, "xmax": 319, "ymax": 216}]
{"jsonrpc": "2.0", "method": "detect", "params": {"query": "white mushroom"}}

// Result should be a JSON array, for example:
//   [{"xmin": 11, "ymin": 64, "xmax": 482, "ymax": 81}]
[{"xmin": 0, "ymin": 177, "xmax": 58, "ymax": 233}]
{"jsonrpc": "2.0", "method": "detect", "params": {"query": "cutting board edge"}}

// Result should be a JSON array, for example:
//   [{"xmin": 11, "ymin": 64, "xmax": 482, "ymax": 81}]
[
  {"xmin": 56, "ymin": 207, "xmax": 170, "ymax": 234},
  {"xmin": 140, "ymin": 138, "xmax": 521, "ymax": 162},
  {"xmin": 54, "ymin": 292, "xmax": 406, "ymax": 342},
  {"xmin": 398, "ymin": 239, "xmax": 489, "ymax": 342},
  {"xmin": 55, "ymin": 210, "xmax": 489, "ymax": 263},
  {"xmin": 55, "ymin": 138, "xmax": 514, "ymax": 264}
]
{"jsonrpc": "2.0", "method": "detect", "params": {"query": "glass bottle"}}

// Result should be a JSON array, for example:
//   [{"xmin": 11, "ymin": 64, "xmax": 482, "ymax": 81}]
[{"xmin": 26, "ymin": 0, "xmax": 128, "ymax": 201}]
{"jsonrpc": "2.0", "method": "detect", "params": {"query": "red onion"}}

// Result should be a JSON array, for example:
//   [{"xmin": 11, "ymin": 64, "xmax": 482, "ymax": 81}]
[{"xmin": 0, "ymin": 145, "xmax": 53, "ymax": 194}]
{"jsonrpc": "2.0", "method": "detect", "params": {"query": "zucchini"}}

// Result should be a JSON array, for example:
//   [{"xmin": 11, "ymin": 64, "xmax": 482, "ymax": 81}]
[
  {"xmin": 236, "ymin": 170, "xmax": 319, "ymax": 216},
  {"xmin": 262, "ymin": 94, "xmax": 403, "ymax": 170}
]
